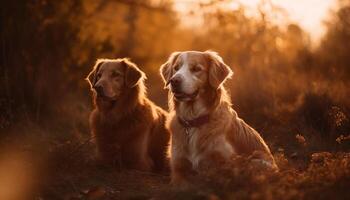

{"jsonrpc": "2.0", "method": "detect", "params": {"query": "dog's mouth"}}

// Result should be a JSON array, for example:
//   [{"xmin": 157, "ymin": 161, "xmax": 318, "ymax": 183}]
[
  {"xmin": 173, "ymin": 90, "xmax": 199, "ymax": 101},
  {"xmin": 97, "ymin": 94, "xmax": 117, "ymax": 102}
]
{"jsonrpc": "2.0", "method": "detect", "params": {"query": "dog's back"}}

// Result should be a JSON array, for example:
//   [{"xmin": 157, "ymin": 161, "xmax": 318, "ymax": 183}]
[{"xmin": 147, "ymin": 103, "xmax": 171, "ymax": 171}]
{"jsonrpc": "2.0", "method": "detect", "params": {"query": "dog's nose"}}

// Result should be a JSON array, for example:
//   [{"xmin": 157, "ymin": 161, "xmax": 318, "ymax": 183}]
[
  {"xmin": 93, "ymin": 85, "xmax": 104, "ymax": 96},
  {"xmin": 170, "ymin": 76, "xmax": 182, "ymax": 89}
]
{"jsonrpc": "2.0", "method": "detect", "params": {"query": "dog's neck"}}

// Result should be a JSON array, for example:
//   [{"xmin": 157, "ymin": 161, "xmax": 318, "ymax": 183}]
[
  {"xmin": 96, "ymin": 81, "xmax": 146, "ymax": 121},
  {"xmin": 176, "ymin": 97, "xmax": 208, "ymax": 120},
  {"xmin": 171, "ymin": 86, "xmax": 231, "ymax": 121}
]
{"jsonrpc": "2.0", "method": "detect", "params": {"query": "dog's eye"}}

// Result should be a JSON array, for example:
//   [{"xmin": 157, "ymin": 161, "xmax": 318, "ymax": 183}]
[
  {"xmin": 111, "ymin": 71, "xmax": 121, "ymax": 77},
  {"xmin": 191, "ymin": 65, "xmax": 202, "ymax": 73},
  {"xmin": 173, "ymin": 65, "xmax": 179, "ymax": 71}
]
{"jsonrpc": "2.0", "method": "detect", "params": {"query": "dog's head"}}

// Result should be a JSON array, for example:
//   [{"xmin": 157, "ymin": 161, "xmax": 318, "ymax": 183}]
[
  {"xmin": 86, "ymin": 58, "xmax": 145, "ymax": 101},
  {"xmin": 160, "ymin": 51, "xmax": 233, "ymax": 101}
]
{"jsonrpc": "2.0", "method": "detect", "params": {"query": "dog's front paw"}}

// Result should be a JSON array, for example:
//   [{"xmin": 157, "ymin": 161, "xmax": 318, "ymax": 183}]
[
  {"xmin": 134, "ymin": 157, "xmax": 154, "ymax": 171},
  {"xmin": 170, "ymin": 176, "xmax": 193, "ymax": 190},
  {"xmin": 250, "ymin": 159, "xmax": 278, "ymax": 172}
]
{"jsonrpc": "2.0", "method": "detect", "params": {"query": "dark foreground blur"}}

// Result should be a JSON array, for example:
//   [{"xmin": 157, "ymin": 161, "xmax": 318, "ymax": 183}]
[{"xmin": 1, "ymin": 0, "xmax": 350, "ymax": 199}]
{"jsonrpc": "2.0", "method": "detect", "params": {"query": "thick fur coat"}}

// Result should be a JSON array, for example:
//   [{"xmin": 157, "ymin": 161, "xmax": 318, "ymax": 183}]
[
  {"xmin": 87, "ymin": 58, "xmax": 170, "ymax": 171},
  {"xmin": 160, "ymin": 51, "xmax": 278, "ymax": 185}
]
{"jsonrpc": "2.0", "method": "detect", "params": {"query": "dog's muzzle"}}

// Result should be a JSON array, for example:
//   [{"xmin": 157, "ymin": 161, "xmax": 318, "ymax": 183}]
[{"xmin": 173, "ymin": 90, "xmax": 199, "ymax": 101}]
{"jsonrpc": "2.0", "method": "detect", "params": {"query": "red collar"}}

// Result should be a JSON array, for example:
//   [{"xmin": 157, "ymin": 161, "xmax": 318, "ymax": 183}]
[{"xmin": 178, "ymin": 115, "xmax": 210, "ymax": 129}]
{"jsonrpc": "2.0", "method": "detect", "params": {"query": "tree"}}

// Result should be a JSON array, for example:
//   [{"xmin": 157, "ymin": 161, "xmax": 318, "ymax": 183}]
[{"xmin": 316, "ymin": 0, "xmax": 350, "ymax": 80}]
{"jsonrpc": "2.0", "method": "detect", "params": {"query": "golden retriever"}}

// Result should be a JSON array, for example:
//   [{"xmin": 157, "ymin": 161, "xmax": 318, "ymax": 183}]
[
  {"xmin": 160, "ymin": 51, "xmax": 278, "ymax": 185},
  {"xmin": 86, "ymin": 58, "xmax": 170, "ymax": 172}
]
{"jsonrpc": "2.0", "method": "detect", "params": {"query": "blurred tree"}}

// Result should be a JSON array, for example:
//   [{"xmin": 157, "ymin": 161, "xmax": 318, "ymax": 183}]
[
  {"xmin": 316, "ymin": 0, "xmax": 350, "ymax": 80},
  {"xmin": 0, "ymin": 0, "xmax": 179, "ymax": 128},
  {"xmin": 0, "ymin": 0, "xmax": 84, "ymax": 124}
]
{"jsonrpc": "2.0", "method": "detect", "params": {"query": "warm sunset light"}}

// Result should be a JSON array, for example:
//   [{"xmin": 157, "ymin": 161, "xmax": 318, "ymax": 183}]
[
  {"xmin": 174, "ymin": 0, "xmax": 336, "ymax": 43},
  {"xmin": 2, "ymin": 0, "xmax": 350, "ymax": 199},
  {"xmin": 237, "ymin": 0, "xmax": 335, "ymax": 42},
  {"xmin": 241, "ymin": 0, "xmax": 336, "ymax": 40}
]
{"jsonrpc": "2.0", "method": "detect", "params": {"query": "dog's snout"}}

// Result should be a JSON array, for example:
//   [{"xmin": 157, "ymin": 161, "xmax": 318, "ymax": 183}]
[
  {"xmin": 170, "ymin": 76, "xmax": 182, "ymax": 88},
  {"xmin": 94, "ymin": 85, "xmax": 104, "ymax": 96}
]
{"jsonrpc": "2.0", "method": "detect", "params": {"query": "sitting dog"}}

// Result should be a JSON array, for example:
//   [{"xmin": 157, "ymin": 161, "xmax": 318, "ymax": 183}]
[
  {"xmin": 86, "ymin": 58, "xmax": 170, "ymax": 171},
  {"xmin": 160, "ymin": 51, "xmax": 278, "ymax": 185}
]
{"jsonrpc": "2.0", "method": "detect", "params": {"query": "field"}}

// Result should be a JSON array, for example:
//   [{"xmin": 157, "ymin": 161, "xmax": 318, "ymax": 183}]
[{"xmin": 1, "ymin": 92, "xmax": 349, "ymax": 200}]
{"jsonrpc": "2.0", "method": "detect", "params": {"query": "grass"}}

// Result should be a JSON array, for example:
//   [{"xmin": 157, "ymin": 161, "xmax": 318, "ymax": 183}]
[
  {"xmin": 0, "ymin": 118, "xmax": 348, "ymax": 200},
  {"xmin": 0, "ymin": 91, "xmax": 349, "ymax": 200}
]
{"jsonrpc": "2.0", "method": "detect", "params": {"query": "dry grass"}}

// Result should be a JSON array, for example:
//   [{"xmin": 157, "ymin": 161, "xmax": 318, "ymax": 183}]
[
  {"xmin": 1, "ymin": 110, "xmax": 349, "ymax": 200},
  {"xmin": 0, "ymin": 90, "xmax": 349, "ymax": 200}
]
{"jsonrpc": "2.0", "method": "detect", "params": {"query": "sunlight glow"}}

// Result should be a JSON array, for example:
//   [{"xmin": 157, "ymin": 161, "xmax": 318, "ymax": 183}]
[{"xmin": 174, "ymin": 0, "xmax": 336, "ymax": 43}]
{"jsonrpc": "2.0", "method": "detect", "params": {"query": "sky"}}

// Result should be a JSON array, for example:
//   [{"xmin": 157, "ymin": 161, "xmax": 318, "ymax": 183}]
[{"xmin": 174, "ymin": 0, "xmax": 337, "ymax": 43}]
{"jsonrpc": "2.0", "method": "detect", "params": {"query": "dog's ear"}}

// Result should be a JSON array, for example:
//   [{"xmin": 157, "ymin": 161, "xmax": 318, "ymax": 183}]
[
  {"xmin": 160, "ymin": 52, "xmax": 180, "ymax": 88},
  {"xmin": 86, "ymin": 59, "xmax": 104, "ymax": 89},
  {"xmin": 206, "ymin": 51, "xmax": 233, "ymax": 89},
  {"xmin": 123, "ymin": 59, "xmax": 145, "ymax": 88}
]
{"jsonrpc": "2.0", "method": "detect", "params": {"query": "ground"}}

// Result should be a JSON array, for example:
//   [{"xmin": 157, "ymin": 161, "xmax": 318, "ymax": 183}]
[{"xmin": 0, "ymin": 117, "xmax": 349, "ymax": 200}]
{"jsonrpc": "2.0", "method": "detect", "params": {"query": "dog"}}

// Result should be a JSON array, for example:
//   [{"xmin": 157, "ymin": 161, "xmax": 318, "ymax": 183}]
[
  {"xmin": 160, "ymin": 51, "xmax": 278, "ymax": 185},
  {"xmin": 86, "ymin": 58, "xmax": 170, "ymax": 172}
]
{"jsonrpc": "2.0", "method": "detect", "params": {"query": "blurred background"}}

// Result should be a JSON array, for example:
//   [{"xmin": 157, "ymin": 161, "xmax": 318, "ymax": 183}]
[{"xmin": 1, "ymin": 0, "xmax": 350, "ymax": 199}]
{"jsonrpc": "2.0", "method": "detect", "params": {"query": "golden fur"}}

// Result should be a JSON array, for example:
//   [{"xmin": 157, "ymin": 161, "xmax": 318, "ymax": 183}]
[
  {"xmin": 87, "ymin": 58, "xmax": 170, "ymax": 172},
  {"xmin": 160, "ymin": 51, "xmax": 278, "ymax": 185}
]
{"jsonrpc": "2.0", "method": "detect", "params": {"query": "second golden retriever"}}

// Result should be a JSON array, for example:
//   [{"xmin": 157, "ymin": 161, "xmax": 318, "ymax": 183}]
[
  {"xmin": 87, "ymin": 58, "xmax": 170, "ymax": 172},
  {"xmin": 160, "ymin": 51, "xmax": 278, "ymax": 185}
]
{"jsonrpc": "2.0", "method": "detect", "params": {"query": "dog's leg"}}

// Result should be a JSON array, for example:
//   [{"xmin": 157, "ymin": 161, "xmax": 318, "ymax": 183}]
[
  {"xmin": 171, "ymin": 156, "xmax": 194, "ymax": 188},
  {"xmin": 94, "ymin": 133, "xmax": 121, "ymax": 166},
  {"xmin": 196, "ymin": 151, "xmax": 228, "ymax": 172},
  {"xmin": 250, "ymin": 150, "xmax": 278, "ymax": 171},
  {"xmin": 125, "ymin": 132, "xmax": 154, "ymax": 171},
  {"xmin": 148, "ymin": 114, "xmax": 171, "ymax": 172}
]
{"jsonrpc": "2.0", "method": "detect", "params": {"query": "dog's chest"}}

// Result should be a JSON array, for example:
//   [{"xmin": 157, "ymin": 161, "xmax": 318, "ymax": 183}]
[
  {"xmin": 184, "ymin": 127, "xmax": 236, "ymax": 169},
  {"xmin": 96, "ymin": 116, "xmax": 143, "ymax": 143},
  {"xmin": 186, "ymin": 128, "xmax": 200, "ymax": 160}
]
